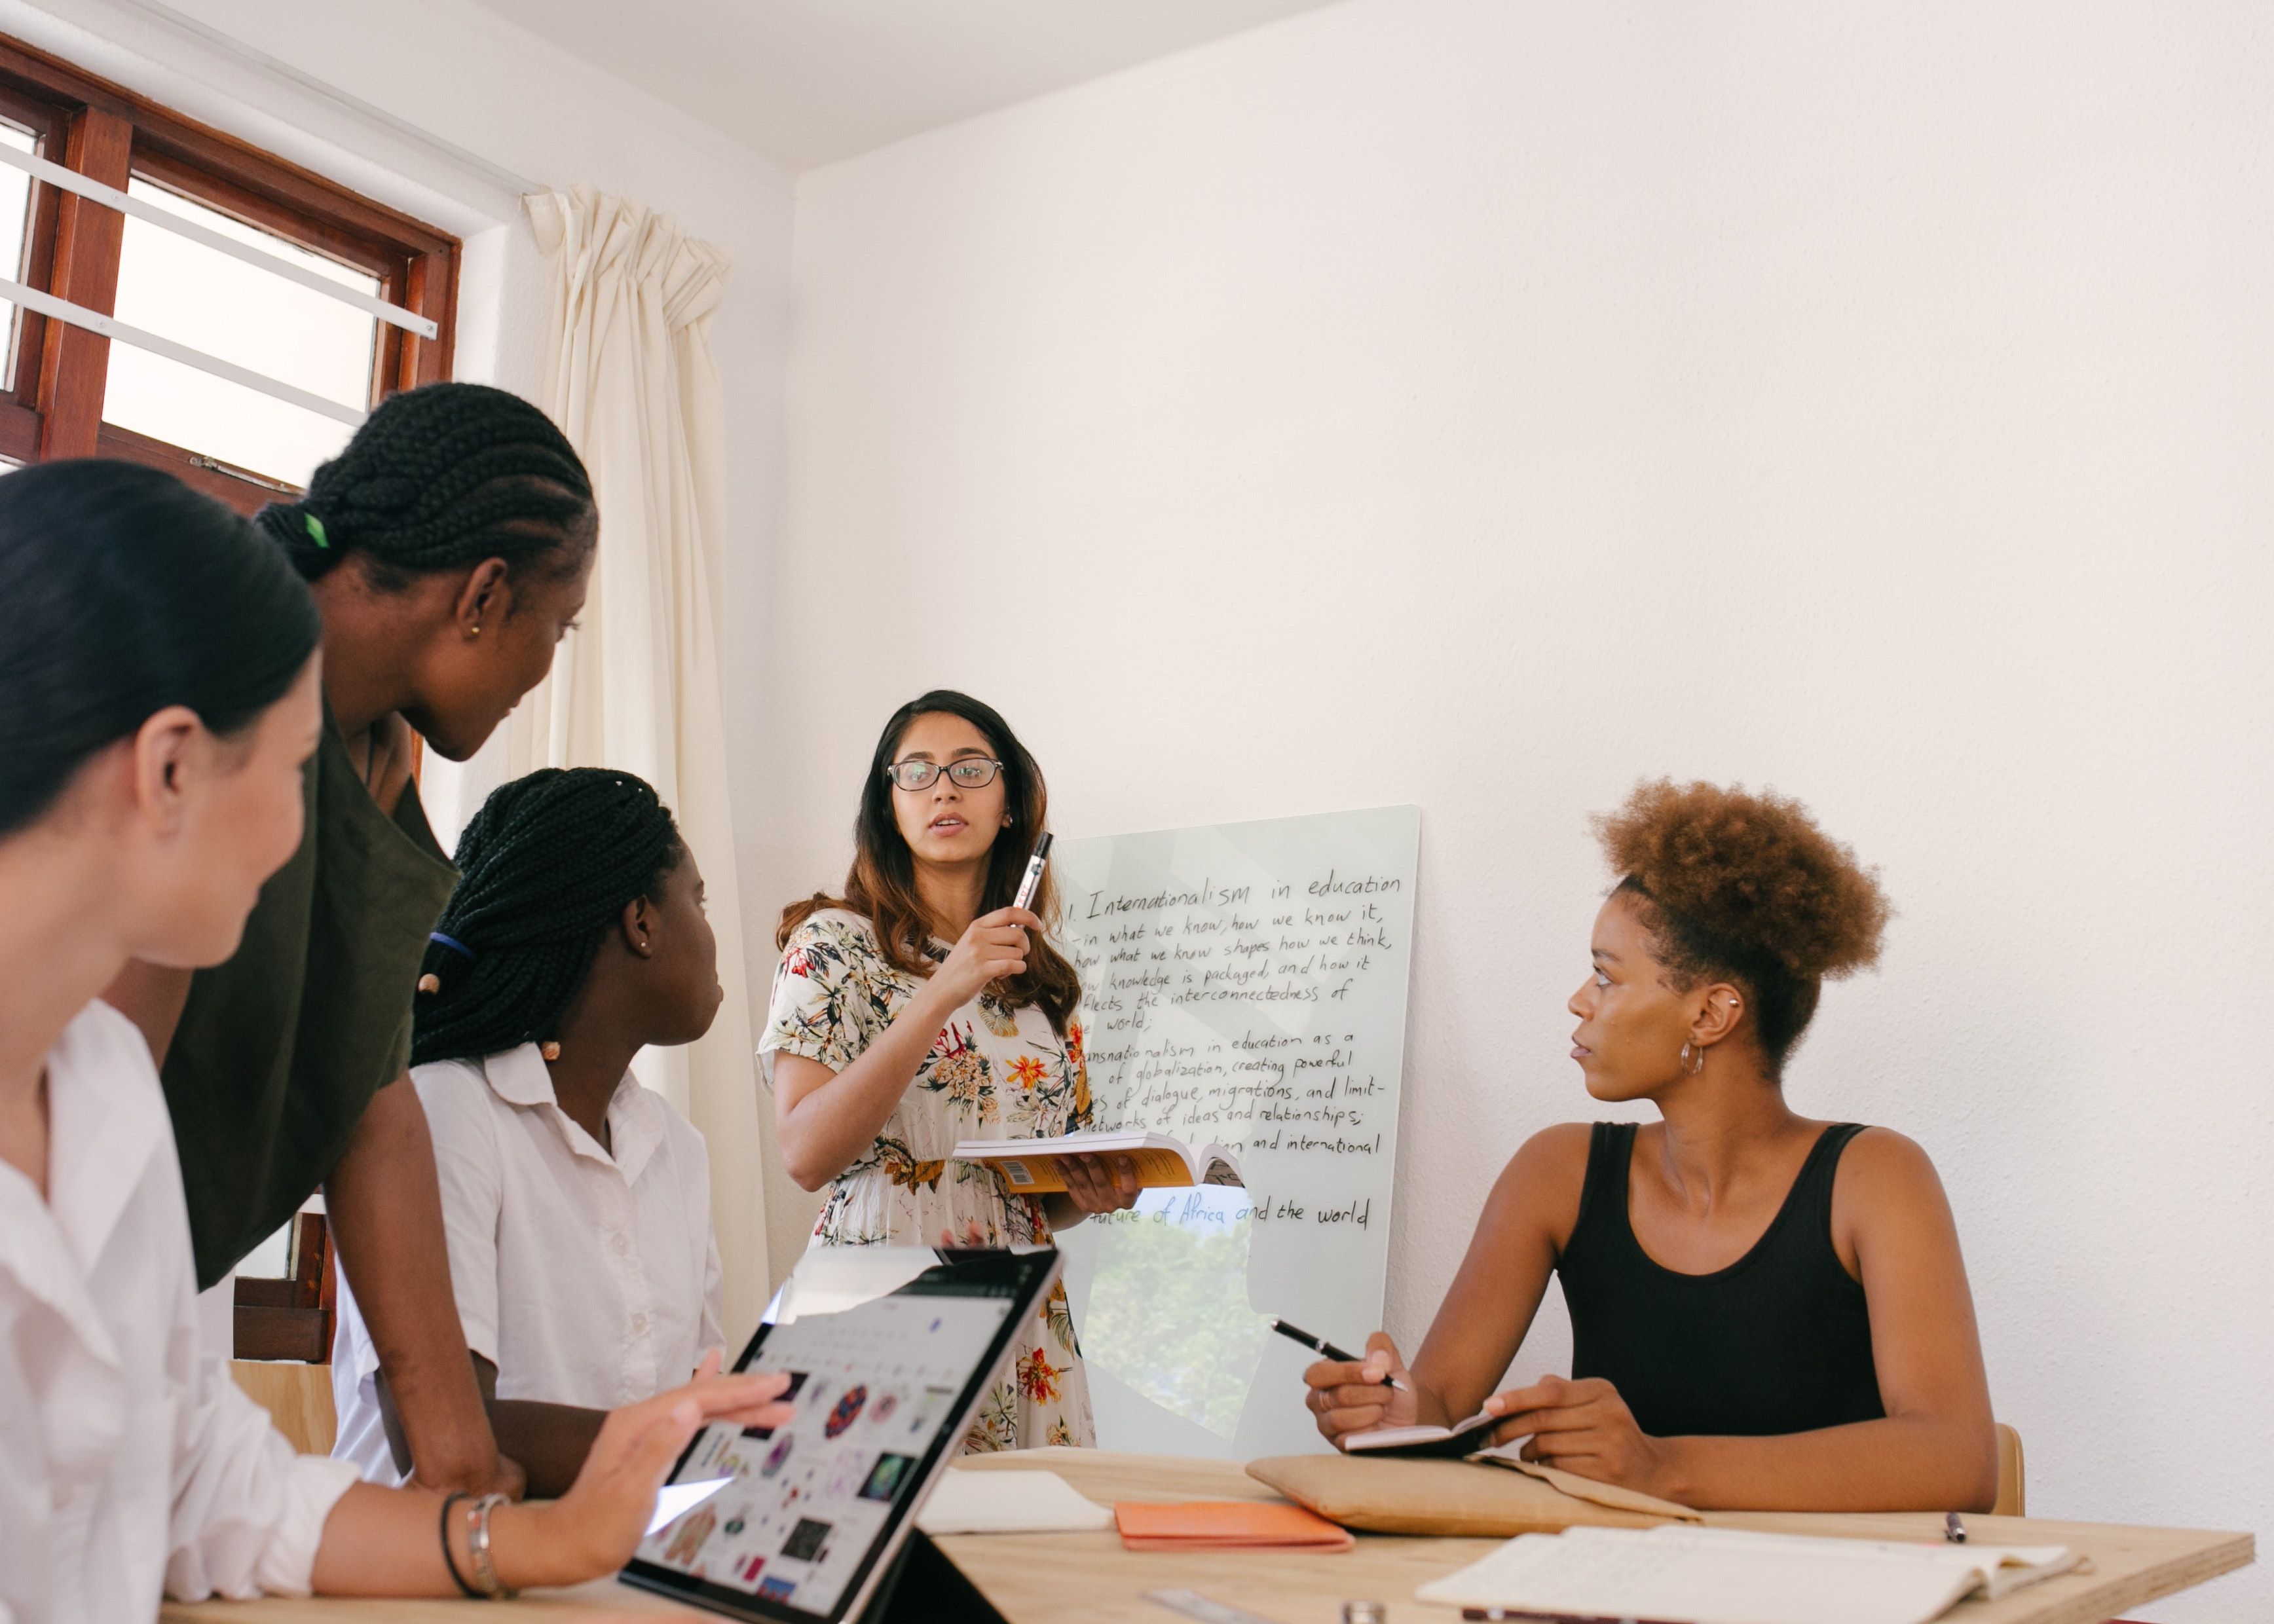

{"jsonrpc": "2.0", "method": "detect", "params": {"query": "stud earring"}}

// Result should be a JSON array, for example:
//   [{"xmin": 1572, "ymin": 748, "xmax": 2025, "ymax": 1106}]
[{"xmin": 540, "ymin": 1041, "xmax": 561, "ymax": 1061}]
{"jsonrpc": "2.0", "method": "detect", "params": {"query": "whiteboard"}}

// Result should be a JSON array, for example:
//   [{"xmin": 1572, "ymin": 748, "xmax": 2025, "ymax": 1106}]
[{"xmin": 1051, "ymin": 805, "xmax": 1419, "ymax": 1458}]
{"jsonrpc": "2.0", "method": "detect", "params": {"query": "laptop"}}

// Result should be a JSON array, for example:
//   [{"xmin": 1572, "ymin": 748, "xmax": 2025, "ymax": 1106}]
[{"xmin": 623, "ymin": 1246, "xmax": 1064, "ymax": 1623}]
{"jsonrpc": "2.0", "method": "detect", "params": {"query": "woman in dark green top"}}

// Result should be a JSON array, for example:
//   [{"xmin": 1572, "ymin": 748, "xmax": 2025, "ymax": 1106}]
[{"xmin": 107, "ymin": 381, "xmax": 597, "ymax": 1498}]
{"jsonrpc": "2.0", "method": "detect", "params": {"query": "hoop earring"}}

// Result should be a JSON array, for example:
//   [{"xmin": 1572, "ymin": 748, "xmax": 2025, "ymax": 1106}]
[{"xmin": 1678, "ymin": 1041, "xmax": 1706, "ymax": 1077}]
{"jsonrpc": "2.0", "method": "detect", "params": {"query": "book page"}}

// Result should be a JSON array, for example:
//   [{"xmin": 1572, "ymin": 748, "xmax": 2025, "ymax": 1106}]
[
  {"xmin": 990, "ymin": 1145, "xmax": 1202, "ymax": 1193},
  {"xmin": 1343, "ymin": 1410, "xmax": 1495, "ymax": 1450},
  {"xmin": 1417, "ymin": 1527, "xmax": 1983, "ymax": 1624}
]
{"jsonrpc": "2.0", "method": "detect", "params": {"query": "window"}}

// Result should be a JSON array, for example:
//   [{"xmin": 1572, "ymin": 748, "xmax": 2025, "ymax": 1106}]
[
  {"xmin": 0, "ymin": 33, "xmax": 456, "ymax": 511},
  {"xmin": 0, "ymin": 38, "xmax": 460, "ymax": 1325}
]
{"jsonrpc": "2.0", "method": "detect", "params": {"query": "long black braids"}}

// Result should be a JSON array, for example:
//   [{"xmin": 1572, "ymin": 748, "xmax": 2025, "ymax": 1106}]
[
  {"xmin": 252, "ymin": 381, "xmax": 593, "ymax": 585},
  {"xmin": 413, "ymin": 767, "xmax": 684, "ymax": 1066}
]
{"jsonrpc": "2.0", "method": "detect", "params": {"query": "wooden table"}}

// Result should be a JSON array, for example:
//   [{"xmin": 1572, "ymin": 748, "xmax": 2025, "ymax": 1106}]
[{"xmin": 161, "ymin": 1448, "xmax": 2253, "ymax": 1624}]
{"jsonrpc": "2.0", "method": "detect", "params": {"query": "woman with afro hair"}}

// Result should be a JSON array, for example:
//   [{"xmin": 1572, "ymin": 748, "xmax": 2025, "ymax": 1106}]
[{"xmin": 1301, "ymin": 781, "xmax": 1999, "ymax": 1513}]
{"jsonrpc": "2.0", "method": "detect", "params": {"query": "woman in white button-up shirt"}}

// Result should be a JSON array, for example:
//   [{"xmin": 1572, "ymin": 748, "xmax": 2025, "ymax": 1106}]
[
  {"xmin": 0, "ymin": 462, "xmax": 789, "ymax": 1622},
  {"xmin": 334, "ymin": 767, "xmax": 730, "ymax": 1495}
]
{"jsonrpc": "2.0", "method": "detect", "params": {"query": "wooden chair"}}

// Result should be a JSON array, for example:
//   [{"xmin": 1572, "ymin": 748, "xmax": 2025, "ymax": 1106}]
[
  {"xmin": 233, "ymin": 1209, "xmax": 335, "ymax": 1362},
  {"xmin": 1993, "ymin": 1421, "xmax": 2025, "ymax": 1517},
  {"xmin": 227, "ymin": 1209, "xmax": 340, "ymax": 1456}
]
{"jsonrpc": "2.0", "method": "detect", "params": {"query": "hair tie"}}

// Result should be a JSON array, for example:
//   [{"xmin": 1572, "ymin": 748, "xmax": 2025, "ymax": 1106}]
[
  {"xmin": 303, "ymin": 511, "xmax": 329, "ymax": 549},
  {"xmin": 430, "ymin": 931, "xmax": 475, "ymax": 961}
]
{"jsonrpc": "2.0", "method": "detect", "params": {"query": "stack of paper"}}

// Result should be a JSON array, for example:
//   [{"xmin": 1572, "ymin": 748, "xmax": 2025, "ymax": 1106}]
[
  {"xmin": 916, "ymin": 1469, "xmax": 1114, "ymax": 1534},
  {"xmin": 1415, "ymin": 1524, "xmax": 2079, "ymax": 1624},
  {"xmin": 1115, "ymin": 1501, "xmax": 1355, "ymax": 1552}
]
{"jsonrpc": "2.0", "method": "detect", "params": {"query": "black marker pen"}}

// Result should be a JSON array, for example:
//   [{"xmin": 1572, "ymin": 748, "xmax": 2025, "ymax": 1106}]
[{"xmin": 1012, "ymin": 831, "xmax": 1054, "ymax": 912}]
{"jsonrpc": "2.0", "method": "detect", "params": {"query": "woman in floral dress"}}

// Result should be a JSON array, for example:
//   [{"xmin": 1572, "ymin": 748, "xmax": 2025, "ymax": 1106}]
[{"xmin": 762, "ymin": 690, "xmax": 1140, "ymax": 1450}]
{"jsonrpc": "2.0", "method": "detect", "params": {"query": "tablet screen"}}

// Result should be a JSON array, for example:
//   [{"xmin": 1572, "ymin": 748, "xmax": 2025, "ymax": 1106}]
[{"xmin": 627, "ymin": 1249, "xmax": 1056, "ymax": 1623}]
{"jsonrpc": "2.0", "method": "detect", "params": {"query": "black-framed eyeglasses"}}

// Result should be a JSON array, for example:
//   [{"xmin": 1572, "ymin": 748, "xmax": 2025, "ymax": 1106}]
[{"xmin": 885, "ymin": 757, "xmax": 1003, "ymax": 792}]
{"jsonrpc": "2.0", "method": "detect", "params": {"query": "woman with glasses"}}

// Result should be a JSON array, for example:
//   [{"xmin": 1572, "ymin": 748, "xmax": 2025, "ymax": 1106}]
[{"xmin": 764, "ymin": 690, "xmax": 1139, "ymax": 1450}]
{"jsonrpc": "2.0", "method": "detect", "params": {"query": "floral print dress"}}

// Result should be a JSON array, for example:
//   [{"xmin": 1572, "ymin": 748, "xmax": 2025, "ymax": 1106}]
[{"xmin": 759, "ymin": 908, "xmax": 1095, "ymax": 1451}]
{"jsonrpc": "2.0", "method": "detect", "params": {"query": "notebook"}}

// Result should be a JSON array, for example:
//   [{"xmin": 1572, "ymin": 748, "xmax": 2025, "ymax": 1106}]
[
  {"xmin": 1414, "ymin": 1523, "xmax": 2081, "ymax": 1624},
  {"xmin": 1341, "ymin": 1409, "xmax": 1499, "ymax": 1456},
  {"xmin": 952, "ymin": 1130, "xmax": 1244, "ymax": 1192},
  {"xmin": 1113, "ymin": 1501, "xmax": 1356, "ymax": 1552}
]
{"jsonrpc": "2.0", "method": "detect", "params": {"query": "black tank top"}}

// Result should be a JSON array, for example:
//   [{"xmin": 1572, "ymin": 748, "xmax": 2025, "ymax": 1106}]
[{"xmin": 1558, "ymin": 1121, "xmax": 1884, "ymax": 1439}]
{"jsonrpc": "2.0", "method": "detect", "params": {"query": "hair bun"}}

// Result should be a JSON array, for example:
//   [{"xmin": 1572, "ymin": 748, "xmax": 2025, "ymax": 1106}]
[
  {"xmin": 1593, "ymin": 779, "xmax": 1890, "ymax": 982},
  {"xmin": 253, "ymin": 497, "xmax": 347, "ymax": 580}
]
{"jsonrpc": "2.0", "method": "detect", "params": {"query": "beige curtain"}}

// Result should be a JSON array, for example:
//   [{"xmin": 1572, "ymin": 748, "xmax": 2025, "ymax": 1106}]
[{"xmin": 516, "ymin": 185, "xmax": 769, "ymax": 1341}]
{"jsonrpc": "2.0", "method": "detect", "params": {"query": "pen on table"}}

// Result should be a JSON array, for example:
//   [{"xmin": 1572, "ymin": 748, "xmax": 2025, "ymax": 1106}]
[
  {"xmin": 1269, "ymin": 1318, "xmax": 1411, "ymax": 1392},
  {"xmin": 1012, "ymin": 831, "xmax": 1054, "ymax": 912},
  {"xmin": 1945, "ymin": 1511, "xmax": 1967, "ymax": 1543}
]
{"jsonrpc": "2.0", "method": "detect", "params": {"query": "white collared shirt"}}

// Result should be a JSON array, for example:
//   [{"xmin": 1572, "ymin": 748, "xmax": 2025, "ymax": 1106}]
[
  {"xmin": 0, "ymin": 1001, "xmax": 360, "ymax": 1624},
  {"xmin": 331, "ymin": 1043, "xmax": 724, "ymax": 1483}
]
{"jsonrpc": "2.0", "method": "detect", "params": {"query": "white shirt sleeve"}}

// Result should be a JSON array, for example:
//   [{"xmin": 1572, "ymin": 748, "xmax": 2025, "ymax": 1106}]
[
  {"xmin": 411, "ymin": 1063, "xmax": 505, "ymax": 1367},
  {"xmin": 163, "ymin": 1352, "xmax": 360, "ymax": 1601},
  {"xmin": 676, "ymin": 1109, "xmax": 727, "ymax": 1368},
  {"xmin": 699, "ymin": 1230, "xmax": 726, "ymax": 1365}
]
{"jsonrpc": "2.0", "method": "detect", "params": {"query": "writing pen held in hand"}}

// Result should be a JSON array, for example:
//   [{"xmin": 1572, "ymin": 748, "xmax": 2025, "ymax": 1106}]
[
  {"xmin": 1012, "ymin": 831, "xmax": 1054, "ymax": 912},
  {"xmin": 1270, "ymin": 1319, "xmax": 1411, "ymax": 1392}
]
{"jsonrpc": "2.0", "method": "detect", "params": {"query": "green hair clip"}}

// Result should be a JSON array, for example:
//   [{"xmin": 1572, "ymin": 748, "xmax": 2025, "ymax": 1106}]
[{"xmin": 304, "ymin": 512, "xmax": 328, "ymax": 549}]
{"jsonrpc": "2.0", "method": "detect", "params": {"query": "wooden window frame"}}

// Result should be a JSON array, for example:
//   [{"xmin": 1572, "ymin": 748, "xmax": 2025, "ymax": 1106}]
[{"xmin": 0, "ymin": 32, "xmax": 457, "ymax": 513}]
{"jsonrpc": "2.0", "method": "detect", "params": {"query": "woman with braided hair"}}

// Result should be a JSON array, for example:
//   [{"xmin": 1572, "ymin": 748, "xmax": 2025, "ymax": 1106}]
[
  {"xmin": 102, "ymin": 380, "xmax": 599, "ymax": 1499},
  {"xmin": 1303, "ymin": 781, "xmax": 2001, "ymax": 1513},
  {"xmin": 331, "ymin": 767, "xmax": 729, "ymax": 1498},
  {"xmin": 0, "ymin": 461, "xmax": 789, "ymax": 1618}
]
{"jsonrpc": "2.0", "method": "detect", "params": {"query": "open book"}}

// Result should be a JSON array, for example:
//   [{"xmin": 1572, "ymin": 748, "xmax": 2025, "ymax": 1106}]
[
  {"xmin": 1342, "ymin": 1409, "xmax": 1500, "ymax": 1456},
  {"xmin": 1415, "ymin": 1524, "xmax": 2081, "ymax": 1624},
  {"xmin": 950, "ymin": 1130, "xmax": 1244, "ymax": 1192}
]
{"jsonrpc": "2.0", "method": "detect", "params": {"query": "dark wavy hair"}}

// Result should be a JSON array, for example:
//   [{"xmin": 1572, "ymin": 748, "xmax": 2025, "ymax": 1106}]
[
  {"xmin": 0, "ymin": 459, "xmax": 319, "ymax": 838},
  {"xmin": 1594, "ymin": 779, "xmax": 1891, "ymax": 1074},
  {"xmin": 779, "ymin": 690, "xmax": 1079, "ymax": 1033}
]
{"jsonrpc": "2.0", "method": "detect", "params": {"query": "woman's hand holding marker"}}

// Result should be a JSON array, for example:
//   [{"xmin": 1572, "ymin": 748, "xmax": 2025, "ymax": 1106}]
[
  {"xmin": 926, "ymin": 906, "xmax": 1044, "ymax": 1010},
  {"xmin": 1303, "ymin": 1332, "xmax": 1421, "ymax": 1445}
]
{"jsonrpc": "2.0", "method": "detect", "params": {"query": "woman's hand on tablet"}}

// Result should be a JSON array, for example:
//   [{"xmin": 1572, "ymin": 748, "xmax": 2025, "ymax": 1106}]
[
  {"xmin": 939, "ymin": 1217, "xmax": 992, "ymax": 1247},
  {"xmin": 1303, "ymin": 1332, "xmax": 1418, "ymax": 1445},
  {"xmin": 498, "ymin": 1354, "xmax": 794, "ymax": 1587},
  {"xmin": 311, "ymin": 1355, "xmax": 796, "ymax": 1596},
  {"xmin": 1482, "ymin": 1374, "xmax": 1669, "ymax": 1496}
]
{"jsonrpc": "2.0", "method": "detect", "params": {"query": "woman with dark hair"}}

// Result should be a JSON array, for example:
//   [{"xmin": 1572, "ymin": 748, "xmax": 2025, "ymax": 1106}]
[
  {"xmin": 0, "ymin": 460, "xmax": 788, "ymax": 1619},
  {"xmin": 103, "ymin": 380, "xmax": 599, "ymax": 1498},
  {"xmin": 332, "ymin": 768, "xmax": 728, "ymax": 1498},
  {"xmin": 766, "ymin": 690, "xmax": 1139, "ymax": 1449},
  {"xmin": 1303, "ymin": 781, "xmax": 2000, "ymax": 1513}
]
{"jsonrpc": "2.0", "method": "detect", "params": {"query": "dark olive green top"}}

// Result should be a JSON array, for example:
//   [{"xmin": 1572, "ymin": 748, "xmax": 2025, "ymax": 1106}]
[{"xmin": 162, "ymin": 710, "xmax": 458, "ymax": 1289}]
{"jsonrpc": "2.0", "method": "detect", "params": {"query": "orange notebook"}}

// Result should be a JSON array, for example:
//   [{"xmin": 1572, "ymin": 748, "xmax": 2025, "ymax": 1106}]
[{"xmin": 1113, "ymin": 1501, "xmax": 1355, "ymax": 1552}]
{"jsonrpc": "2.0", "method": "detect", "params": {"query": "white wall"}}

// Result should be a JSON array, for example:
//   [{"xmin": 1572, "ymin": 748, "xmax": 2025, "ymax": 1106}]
[
  {"xmin": 774, "ymin": 3, "xmax": 2273, "ymax": 1615},
  {"xmin": 11, "ymin": 0, "xmax": 806, "ymax": 1320}
]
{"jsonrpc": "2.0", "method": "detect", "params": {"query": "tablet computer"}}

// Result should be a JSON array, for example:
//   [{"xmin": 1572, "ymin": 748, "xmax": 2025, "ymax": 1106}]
[{"xmin": 623, "ymin": 1246, "xmax": 1064, "ymax": 1623}]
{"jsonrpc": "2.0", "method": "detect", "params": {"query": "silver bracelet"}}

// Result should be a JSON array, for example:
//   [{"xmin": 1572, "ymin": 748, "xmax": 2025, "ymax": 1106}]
[{"xmin": 467, "ymin": 1492, "xmax": 517, "ymax": 1599}]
